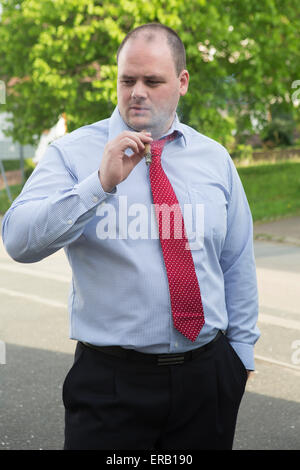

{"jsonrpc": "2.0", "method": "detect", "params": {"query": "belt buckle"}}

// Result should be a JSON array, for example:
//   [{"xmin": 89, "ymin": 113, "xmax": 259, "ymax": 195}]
[{"xmin": 157, "ymin": 353, "xmax": 185, "ymax": 366}]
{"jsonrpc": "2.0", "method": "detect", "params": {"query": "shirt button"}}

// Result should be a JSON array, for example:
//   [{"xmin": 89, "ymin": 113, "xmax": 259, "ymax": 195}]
[
  {"xmin": 174, "ymin": 342, "xmax": 178, "ymax": 348},
  {"xmin": 92, "ymin": 196, "xmax": 98, "ymax": 203},
  {"xmin": 67, "ymin": 219, "xmax": 73, "ymax": 225}
]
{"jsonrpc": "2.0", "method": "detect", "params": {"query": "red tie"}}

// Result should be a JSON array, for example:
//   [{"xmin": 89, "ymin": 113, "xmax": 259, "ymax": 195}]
[{"xmin": 149, "ymin": 132, "xmax": 205, "ymax": 342}]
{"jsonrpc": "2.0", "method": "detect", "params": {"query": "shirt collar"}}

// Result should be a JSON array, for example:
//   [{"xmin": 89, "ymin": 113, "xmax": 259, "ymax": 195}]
[{"xmin": 108, "ymin": 106, "xmax": 187, "ymax": 147}]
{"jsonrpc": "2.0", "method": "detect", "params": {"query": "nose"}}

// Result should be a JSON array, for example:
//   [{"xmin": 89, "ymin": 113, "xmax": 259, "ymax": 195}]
[{"xmin": 131, "ymin": 81, "xmax": 147, "ymax": 100}]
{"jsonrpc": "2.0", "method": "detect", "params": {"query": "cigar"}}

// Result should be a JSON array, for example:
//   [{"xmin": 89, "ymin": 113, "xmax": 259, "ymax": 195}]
[
  {"xmin": 144, "ymin": 143, "xmax": 152, "ymax": 165},
  {"xmin": 141, "ymin": 130, "xmax": 152, "ymax": 165}
]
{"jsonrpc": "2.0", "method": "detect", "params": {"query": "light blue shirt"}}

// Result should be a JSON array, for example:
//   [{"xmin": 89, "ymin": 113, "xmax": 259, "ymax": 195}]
[{"xmin": 1, "ymin": 107, "xmax": 260, "ymax": 369}]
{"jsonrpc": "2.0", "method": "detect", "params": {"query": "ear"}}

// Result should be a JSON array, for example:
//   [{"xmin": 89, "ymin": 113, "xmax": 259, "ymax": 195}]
[{"xmin": 179, "ymin": 69, "xmax": 189, "ymax": 96}]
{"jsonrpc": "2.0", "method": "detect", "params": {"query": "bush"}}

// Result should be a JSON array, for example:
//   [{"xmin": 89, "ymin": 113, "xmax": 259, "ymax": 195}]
[
  {"xmin": 1, "ymin": 158, "xmax": 35, "ymax": 180},
  {"xmin": 261, "ymin": 103, "xmax": 296, "ymax": 147},
  {"xmin": 1, "ymin": 159, "xmax": 20, "ymax": 171},
  {"xmin": 0, "ymin": 183, "xmax": 23, "ymax": 215},
  {"xmin": 24, "ymin": 158, "xmax": 35, "ymax": 180},
  {"xmin": 261, "ymin": 118, "xmax": 295, "ymax": 147},
  {"xmin": 0, "ymin": 158, "xmax": 36, "ymax": 215},
  {"xmin": 232, "ymin": 144, "xmax": 253, "ymax": 163}
]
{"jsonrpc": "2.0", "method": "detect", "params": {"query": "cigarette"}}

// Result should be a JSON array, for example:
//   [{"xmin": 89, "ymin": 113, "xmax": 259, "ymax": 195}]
[{"xmin": 144, "ymin": 143, "xmax": 152, "ymax": 165}]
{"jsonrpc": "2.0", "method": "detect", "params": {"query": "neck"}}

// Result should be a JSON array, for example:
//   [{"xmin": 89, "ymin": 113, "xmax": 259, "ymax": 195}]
[
  {"xmin": 124, "ymin": 112, "xmax": 176, "ymax": 140},
  {"xmin": 145, "ymin": 118, "xmax": 175, "ymax": 141}
]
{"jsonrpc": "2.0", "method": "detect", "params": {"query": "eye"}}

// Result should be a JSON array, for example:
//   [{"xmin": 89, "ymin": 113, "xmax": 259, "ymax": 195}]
[
  {"xmin": 146, "ymin": 80, "xmax": 161, "ymax": 87},
  {"xmin": 121, "ymin": 79, "xmax": 135, "ymax": 86}
]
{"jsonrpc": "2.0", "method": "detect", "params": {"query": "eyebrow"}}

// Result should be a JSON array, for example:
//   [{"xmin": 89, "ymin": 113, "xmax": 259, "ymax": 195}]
[{"xmin": 119, "ymin": 74, "xmax": 165, "ymax": 80}]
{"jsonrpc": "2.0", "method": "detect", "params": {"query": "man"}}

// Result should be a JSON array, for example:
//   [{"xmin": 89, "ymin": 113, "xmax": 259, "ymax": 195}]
[{"xmin": 2, "ymin": 23, "xmax": 260, "ymax": 450}]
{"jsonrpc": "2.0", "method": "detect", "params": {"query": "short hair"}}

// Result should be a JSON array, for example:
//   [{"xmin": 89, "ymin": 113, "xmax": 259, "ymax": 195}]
[{"xmin": 116, "ymin": 23, "xmax": 186, "ymax": 76}]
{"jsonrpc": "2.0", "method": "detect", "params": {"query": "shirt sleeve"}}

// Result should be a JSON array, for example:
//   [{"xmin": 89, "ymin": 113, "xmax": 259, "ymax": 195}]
[
  {"xmin": 220, "ymin": 154, "xmax": 260, "ymax": 370},
  {"xmin": 1, "ymin": 143, "xmax": 113, "ymax": 263}
]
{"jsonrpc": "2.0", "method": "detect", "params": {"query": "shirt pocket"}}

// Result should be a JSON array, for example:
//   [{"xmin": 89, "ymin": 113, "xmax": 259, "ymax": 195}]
[{"xmin": 186, "ymin": 185, "xmax": 227, "ymax": 251}]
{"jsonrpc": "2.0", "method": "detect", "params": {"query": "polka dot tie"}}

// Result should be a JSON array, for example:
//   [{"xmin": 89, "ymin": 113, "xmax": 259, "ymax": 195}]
[{"xmin": 149, "ymin": 132, "xmax": 205, "ymax": 342}]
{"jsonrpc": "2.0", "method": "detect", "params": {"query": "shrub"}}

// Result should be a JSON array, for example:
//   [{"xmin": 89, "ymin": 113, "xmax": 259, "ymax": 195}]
[{"xmin": 232, "ymin": 144, "xmax": 253, "ymax": 163}]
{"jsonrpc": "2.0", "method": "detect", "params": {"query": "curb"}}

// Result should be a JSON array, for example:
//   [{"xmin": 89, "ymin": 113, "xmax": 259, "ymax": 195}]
[{"xmin": 254, "ymin": 232, "xmax": 300, "ymax": 246}]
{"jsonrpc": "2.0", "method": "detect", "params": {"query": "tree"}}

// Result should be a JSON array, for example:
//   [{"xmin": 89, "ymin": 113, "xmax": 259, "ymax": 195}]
[{"xmin": 0, "ymin": 0, "xmax": 299, "ymax": 146}]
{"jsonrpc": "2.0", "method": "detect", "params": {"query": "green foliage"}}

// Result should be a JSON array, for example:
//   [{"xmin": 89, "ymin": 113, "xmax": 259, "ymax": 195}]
[
  {"xmin": 238, "ymin": 161, "xmax": 300, "ymax": 221},
  {"xmin": 231, "ymin": 144, "xmax": 253, "ymax": 162},
  {"xmin": 0, "ymin": 159, "xmax": 20, "ymax": 171},
  {"xmin": 24, "ymin": 158, "xmax": 36, "ymax": 179},
  {"xmin": 0, "ymin": 183, "xmax": 24, "ymax": 215},
  {"xmin": 261, "ymin": 102, "xmax": 296, "ymax": 147},
  {"xmin": 0, "ymin": 158, "xmax": 34, "ymax": 213},
  {"xmin": 1, "ymin": 158, "xmax": 35, "ymax": 177},
  {"xmin": 0, "ymin": 0, "xmax": 300, "ymax": 145},
  {"xmin": 261, "ymin": 117, "xmax": 295, "ymax": 146}
]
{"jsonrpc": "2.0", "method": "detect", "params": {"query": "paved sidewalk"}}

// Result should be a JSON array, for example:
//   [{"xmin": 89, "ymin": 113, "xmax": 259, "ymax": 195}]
[{"xmin": 253, "ymin": 215, "xmax": 300, "ymax": 246}]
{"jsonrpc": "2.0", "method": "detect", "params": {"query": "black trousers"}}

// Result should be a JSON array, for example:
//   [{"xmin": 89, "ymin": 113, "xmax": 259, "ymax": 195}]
[{"xmin": 63, "ymin": 333, "xmax": 247, "ymax": 450}]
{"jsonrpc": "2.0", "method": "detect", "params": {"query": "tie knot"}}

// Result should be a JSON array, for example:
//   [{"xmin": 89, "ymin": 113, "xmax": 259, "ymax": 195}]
[{"xmin": 151, "ymin": 131, "xmax": 178, "ymax": 159}]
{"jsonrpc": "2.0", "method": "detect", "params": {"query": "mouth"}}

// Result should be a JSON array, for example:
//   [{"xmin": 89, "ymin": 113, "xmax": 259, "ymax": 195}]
[{"xmin": 129, "ymin": 106, "xmax": 150, "ymax": 112}]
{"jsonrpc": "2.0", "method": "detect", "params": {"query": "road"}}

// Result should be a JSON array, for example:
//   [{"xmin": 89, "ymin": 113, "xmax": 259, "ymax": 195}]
[
  {"xmin": 234, "ymin": 241, "xmax": 300, "ymax": 450},
  {"xmin": 0, "ymin": 236, "xmax": 299, "ymax": 450}
]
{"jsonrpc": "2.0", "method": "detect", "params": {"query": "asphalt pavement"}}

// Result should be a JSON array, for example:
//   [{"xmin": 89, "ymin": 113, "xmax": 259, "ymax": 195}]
[{"xmin": 0, "ymin": 215, "xmax": 300, "ymax": 451}]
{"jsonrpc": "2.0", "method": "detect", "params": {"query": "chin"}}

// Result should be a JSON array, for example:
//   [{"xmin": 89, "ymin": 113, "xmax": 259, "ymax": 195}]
[{"xmin": 128, "ymin": 119, "xmax": 151, "ymax": 132}]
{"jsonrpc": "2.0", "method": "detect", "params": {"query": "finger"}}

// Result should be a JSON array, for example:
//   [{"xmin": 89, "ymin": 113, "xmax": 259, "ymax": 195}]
[
  {"xmin": 121, "ymin": 129, "xmax": 152, "ymax": 139},
  {"xmin": 141, "ymin": 129, "xmax": 152, "ymax": 137},
  {"xmin": 118, "ymin": 136, "xmax": 140, "ymax": 154},
  {"xmin": 137, "ymin": 130, "xmax": 153, "ymax": 143},
  {"xmin": 119, "ymin": 131, "xmax": 152, "ymax": 151}
]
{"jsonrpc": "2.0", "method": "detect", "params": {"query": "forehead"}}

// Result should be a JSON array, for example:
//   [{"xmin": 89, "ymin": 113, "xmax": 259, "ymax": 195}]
[{"xmin": 117, "ymin": 33, "xmax": 176, "ymax": 75}]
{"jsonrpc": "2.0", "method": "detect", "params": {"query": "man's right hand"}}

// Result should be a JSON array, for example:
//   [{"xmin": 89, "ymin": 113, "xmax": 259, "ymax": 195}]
[{"xmin": 99, "ymin": 130, "xmax": 153, "ymax": 193}]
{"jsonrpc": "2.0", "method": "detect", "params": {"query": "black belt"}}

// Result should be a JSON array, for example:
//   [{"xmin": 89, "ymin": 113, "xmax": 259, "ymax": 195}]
[{"xmin": 81, "ymin": 330, "xmax": 223, "ymax": 366}]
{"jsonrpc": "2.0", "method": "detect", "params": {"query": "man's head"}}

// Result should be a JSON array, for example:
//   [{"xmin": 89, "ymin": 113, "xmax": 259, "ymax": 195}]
[{"xmin": 116, "ymin": 23, "xmax": 189, "ymax": 139}]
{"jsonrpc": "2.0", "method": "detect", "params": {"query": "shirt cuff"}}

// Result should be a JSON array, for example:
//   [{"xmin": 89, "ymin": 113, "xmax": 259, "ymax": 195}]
[
  {"xmin": 75, "ymin": 170, "xmax": 117, "ymax": 210},
  {"xmin": 229, "ymin": 340, "xmax": 255, "ymax": 371}
]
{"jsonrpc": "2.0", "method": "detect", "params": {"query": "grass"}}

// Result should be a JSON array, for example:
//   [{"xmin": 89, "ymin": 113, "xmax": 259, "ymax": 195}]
[
  {"xmin": 1, "ymin": 161, "xmax": 300, "ymax": 223},
  {"xmin": 237, "ymin": 160, "xmax": 300, "ymax": 222},
  {"xmin": 0, "ymin": 184, "xmax": 24, "ymax": 216}
]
